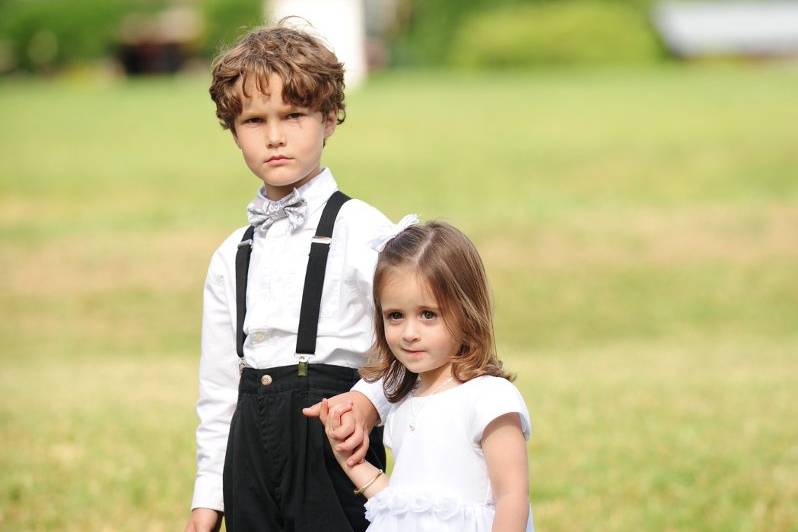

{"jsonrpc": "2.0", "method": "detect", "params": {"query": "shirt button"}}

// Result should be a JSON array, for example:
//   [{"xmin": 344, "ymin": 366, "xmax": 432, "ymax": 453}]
[
  {"xmin": 261, "ymin": 374, "xmax": 273, "ymax": 386},
  {"xmin": 252, "ymin": 332, "xmax": 266, "ymax": 343}
]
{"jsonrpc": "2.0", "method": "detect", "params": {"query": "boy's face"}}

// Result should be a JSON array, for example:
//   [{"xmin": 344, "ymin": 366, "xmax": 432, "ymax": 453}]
[{"xmin": 232, "ymin": 73, "xmax": 336, "ymax": 200}]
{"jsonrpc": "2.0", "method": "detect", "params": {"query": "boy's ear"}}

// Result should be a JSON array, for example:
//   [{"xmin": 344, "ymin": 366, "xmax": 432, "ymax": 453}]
[{"xmin": 323, "ymin": 111, "xmax": 337, "ymax": 139}]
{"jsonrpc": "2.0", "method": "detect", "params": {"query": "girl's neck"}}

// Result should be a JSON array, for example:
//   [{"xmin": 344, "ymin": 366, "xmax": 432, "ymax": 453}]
[{"xmin": 415, "ymin": 363, "xmax": 455, "ymax": 396}]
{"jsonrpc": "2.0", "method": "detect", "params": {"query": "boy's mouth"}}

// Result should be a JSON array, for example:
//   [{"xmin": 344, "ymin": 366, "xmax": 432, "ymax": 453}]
[{"xmin": 265, "ymin": 155, "xmax": 291, "ymax": 165}]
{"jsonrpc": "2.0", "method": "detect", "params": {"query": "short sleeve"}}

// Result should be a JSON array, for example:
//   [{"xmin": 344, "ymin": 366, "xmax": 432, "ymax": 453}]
[{"xmin": 469, "ymin": 377, "xmax": 532, "ymax": 445}]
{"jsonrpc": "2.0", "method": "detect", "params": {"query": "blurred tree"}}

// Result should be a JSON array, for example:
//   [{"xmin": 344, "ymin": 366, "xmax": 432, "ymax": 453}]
[
  {"xmin": 389, "ymin": 0, "xmax": 661, "ymax": 67},
  {"xmin": 0, "ymin": 0, "xmax": 262, "ymax": 75},
  {"xmin": 452, "ymin": 2, "xmax": 662, "ymax": 68},
  {"xmin": 199, "ymin": 0, "xmax": 262, "ymax": 58},
  {"xmin": 0, "ymin": 0, "xmax": 135, "ymax": 72}
]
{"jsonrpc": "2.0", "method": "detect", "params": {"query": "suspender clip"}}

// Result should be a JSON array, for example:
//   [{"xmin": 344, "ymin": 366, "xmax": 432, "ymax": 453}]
[
  {"xmin": 238, "ymin": 239, "xmax": 253, "ymax": 249},
  {"xmin": 311, "ymin": 236, "xmax": 332, "ymax": 245},
  {"xmin": 297, "ymin": 355, "xmax": 309, "ymax": 377},
  {"xmin": 239, "ymin": 358, "xmax": 249, "ymax": 375}
]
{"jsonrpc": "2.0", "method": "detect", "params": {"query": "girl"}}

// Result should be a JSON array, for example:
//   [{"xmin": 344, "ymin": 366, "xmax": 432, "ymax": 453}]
[{"xmin": 319, "ymin": 219, "xmax": 534, "ymax": 532}]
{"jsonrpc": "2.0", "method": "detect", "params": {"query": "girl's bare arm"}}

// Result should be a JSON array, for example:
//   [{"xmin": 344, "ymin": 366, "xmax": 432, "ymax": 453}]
[
  {"xmin": 320, "ymin": 399, "xmax": 389, "ymax": 498},
  {"xmin": 482, "ymin": 413, "xmax": 530, "ymax": 532}
]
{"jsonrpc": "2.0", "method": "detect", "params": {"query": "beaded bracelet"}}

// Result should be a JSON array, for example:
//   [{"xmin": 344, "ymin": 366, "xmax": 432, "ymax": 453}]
[{"xmin": 353, "ymin": 469, "xmax": 384, "ymax": 496}]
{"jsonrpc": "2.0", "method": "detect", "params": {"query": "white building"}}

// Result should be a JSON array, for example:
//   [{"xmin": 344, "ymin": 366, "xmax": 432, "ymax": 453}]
[
  {"xmin": 653, "ymin": 1, "xmax": 798, "ymax": 57},
  {"xmin": 267, "ymin": 0, "xmax": 368, "ymax": 88}
]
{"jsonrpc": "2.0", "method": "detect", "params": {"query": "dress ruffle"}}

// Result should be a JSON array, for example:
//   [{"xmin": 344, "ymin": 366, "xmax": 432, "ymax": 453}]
[{"xmin": 365, "ymin": 487, "xmax": 494, "ymax": 531}]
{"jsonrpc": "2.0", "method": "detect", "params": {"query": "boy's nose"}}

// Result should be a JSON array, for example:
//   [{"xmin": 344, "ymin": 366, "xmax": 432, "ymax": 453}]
[{"xmin": 266, "ymin": 123, "xmax": 285, "ymax": 148}]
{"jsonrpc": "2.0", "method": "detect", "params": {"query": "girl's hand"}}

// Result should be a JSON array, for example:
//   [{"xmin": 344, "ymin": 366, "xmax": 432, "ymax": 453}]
[{"xmin": 319, "ymin": 398, "xmax": 355, "ymax": 465}]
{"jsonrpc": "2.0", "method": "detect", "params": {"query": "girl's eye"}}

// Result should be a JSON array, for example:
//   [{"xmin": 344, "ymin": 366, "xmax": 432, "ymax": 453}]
[
  {"xmin": 387, "ymin": 311, "xmax": 402, "ymax": 321},
  {"xmin": 421, "ymin": 310, "xmax": 436, "ymax": 320}
]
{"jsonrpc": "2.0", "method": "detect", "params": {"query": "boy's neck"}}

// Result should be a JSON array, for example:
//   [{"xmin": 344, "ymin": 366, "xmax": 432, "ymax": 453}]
[{"xmin": 262, "ymin": 166, "xmax": 324, "ymax": 201}]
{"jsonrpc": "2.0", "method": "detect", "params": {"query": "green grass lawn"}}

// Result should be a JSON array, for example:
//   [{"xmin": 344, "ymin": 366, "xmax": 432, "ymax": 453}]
[{"xmin": 1, "ymin": 66, "xmax": 797, "ymax": 531}]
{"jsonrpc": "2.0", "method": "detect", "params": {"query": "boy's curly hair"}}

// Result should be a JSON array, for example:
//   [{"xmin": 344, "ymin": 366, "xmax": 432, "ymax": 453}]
[{"xmin": 209, "ymin": 21, "xmax": 346, "ymax": 132}]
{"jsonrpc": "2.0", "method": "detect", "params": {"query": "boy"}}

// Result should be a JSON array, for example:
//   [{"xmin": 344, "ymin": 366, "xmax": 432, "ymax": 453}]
[{"xmin": 184, "ymin": 24, "xmax": 389, "ymax": 532}]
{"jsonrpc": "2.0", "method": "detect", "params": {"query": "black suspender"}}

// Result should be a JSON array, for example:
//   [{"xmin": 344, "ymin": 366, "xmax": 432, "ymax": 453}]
[
  {"xmin": 235, "ymin": 225, "xmax": 256, "ymax": 359},
  {"xmin": 234, "ymin": 191, "xmax": 351, "ymax": 374},
  {"xmin": 295, "ymin": 191, "xmax": 351, "ymax": 356}
]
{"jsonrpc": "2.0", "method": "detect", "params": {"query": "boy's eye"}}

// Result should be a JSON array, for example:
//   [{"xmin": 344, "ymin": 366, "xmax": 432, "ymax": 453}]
[
  {"xmin": 286, "ymin": 112, "xmax": 303, "ymax": 120},
  {"xmin": 243, "ymin": 117, "xmax": 262, "ymax": 124},
  {"xmin": 421, "ymin": 310, "xmax": 436, "ymax": 320}
]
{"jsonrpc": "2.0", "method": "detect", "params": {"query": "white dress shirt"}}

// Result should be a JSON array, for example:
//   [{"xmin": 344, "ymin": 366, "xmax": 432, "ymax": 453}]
[{"xmin": 192, "ymin": 169, "xmax": 392, "ymax": 511}]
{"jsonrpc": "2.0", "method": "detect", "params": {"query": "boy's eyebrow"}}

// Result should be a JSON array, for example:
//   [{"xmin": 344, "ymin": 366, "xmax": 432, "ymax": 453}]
[
  {"xmin": 235, "ymin": 110, "xmax": 258, "ymax": 121},
  {"xmin": 283, "ymin": 102, "xmax": 310, "ymax": 111}
]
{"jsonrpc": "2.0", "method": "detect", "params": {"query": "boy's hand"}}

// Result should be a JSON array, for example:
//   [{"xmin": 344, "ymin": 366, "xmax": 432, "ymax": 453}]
[
  {"xmin": 184, "ymin": 508, "xmax": 222, "ymax": 532},
  {"xmin": 303, "ymin": 390, "xmax": 376, "ymax": 466}
]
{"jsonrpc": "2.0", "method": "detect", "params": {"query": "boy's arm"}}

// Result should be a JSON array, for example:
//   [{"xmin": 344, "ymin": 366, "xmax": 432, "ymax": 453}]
[
  {"xmin": 301, "ymin": 202, "xmax": 393, "ymax": 462},
  {"xmin": 190, "ymin": 251, "xmax": 240, "ymax": 513},
  {"xmin": 482, "ymin": 413, "xmax": 530, "ymax": 532}
]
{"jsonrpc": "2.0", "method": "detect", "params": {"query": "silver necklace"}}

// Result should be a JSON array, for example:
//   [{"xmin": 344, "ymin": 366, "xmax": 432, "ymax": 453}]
[{"xmin": 408, "ymin": 375, "xmax": 454, "ymax": 431}]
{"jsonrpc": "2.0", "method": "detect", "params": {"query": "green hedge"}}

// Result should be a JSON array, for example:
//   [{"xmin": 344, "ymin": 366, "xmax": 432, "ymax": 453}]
[
  {"xmin": 0, "ymin": 0, "xmax": 262, "ymax": 73},
  {"xmin": 390, "ymin": 0, "xmax": 661, "ymax": 67},
  {"xmin": 450, "ymin": 2, "xmax": 663, "ymax": 68},
  {"xmin": 198, "ymin": 0, "xmax": 263, "ymax": 58},
  {"xmin": 0, "ymin": 0, "xmax": 133, "ymax": 72}
]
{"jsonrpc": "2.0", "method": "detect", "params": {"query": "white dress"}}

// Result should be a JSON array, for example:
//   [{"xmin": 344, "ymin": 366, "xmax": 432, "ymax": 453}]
[{"xmin": 364, "ymin": 376, "xmax": 535, "ymax": 532}]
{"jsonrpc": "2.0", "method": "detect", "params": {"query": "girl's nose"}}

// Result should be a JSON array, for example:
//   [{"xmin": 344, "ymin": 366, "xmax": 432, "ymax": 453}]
[{"xmin": 402, "ymin": 320, "xmax": 420, "ymax": 342}]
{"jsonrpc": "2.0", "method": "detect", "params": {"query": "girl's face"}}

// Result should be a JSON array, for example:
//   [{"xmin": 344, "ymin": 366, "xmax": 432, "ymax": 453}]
[{"xmin": 379, "ymin": 266, "xmax": 461, "ymax": 387}]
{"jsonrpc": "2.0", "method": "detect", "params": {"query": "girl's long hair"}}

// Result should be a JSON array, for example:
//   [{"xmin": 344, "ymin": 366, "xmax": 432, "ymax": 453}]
[{"xmin": 360, "ymin": 221, "xmax": 512, "ymax": 402}]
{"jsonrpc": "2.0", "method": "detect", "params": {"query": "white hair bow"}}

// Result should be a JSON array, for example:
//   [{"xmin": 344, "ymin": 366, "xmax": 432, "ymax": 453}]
[{"xmin": 369, "ymin": 214, "xmax": 420, "ymax": 252}]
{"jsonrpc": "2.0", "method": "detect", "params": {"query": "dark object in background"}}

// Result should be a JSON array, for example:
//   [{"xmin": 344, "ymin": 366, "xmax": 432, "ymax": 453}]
[
  {"xmin": 117, "ymin": 6, "xmax": 202, "ymax": 75},
  {"xmin": 118, "ymin": 40, "xmax": 186, "ymax": 75}
]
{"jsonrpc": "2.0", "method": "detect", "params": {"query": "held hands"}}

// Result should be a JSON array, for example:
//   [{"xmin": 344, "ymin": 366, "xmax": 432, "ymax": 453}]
[
  {"xmin": 316, "ymin": 399, "xmax": 389, "ymax": 500},
  {"xmin": 303, "ymin": 391, "xmax": 373, "ymax": 466},
  {"xmin": 318, "ymin": 398, "xmax": 356, "ymax": 465}
]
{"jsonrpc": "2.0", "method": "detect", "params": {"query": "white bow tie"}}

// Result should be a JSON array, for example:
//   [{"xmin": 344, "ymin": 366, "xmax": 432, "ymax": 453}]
[{"xmin": 246, "ymin": 188, "xmax": 308, "ymax": 234}]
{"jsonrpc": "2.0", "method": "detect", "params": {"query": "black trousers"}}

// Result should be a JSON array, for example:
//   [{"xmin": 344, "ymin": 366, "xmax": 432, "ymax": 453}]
[{"xmin": 223, "ymin": 365, "xmax": 386, "ymax": 532}]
